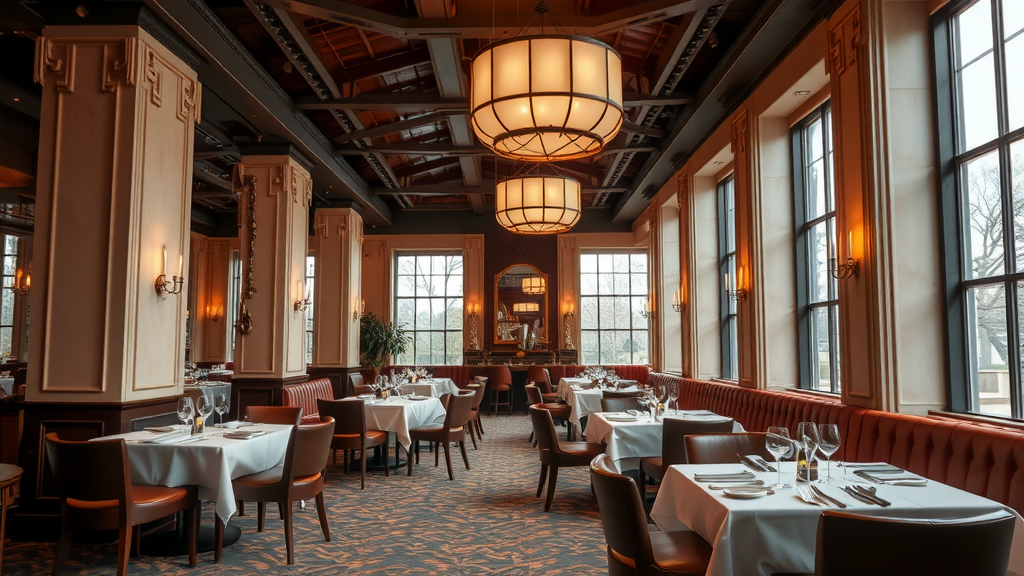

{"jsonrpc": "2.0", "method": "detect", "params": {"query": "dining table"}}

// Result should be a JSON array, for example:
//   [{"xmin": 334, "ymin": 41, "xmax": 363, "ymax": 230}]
[
  {"xmin": 363, "ymin": 396, "xmax": 447, "ymax": 451},
  {"xmin": 584, "ymin": 410, "xmax": 743, "ymax": 471},
  {"xmin": 650, "ymin": 461, "xmax": 1024, "ymax": 576},
  {"xmin": 556, "ymin": 377, "xmax": 641, "ymax": 434},
  {"xmin": 399, "ymin": 377, "xmax": 460, "ymax": 398}
]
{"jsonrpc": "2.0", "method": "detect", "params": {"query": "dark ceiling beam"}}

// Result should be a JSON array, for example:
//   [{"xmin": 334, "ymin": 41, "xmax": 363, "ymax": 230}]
[
  {"xmin": 330, "ymin": 111, "xmax": 449, "ymax": 144},
  {"xmin": 611, "ymin": 0, "xmax": 821, "ymax": 223},
  {"xmin": 260, "ymin": 0, "xmax": 697, "ymax": 38},
  {"xmin": 192, "ymin": 161, "xmax": 234, "ymax": 191},
  {"xmin": 372, "ymin": 181, "xmax": 629, "ymax": 196},
  {"xmin": 0, "ymin": 79, "xmax": 39, "ymax": 120},
  {"xmin": 148, "ymin": 0, "xmax": 394, "ymax": 225},
  {"xmin": 295, "ymin": 92, "xmax": 692, "ymax": 112},
  {"xmin": 337, "ymin": 47, "xmax": 432, "ymax": 84},
  {"xmin": 392, "ymin": 157, "xmax": 461, "ymax": 179}
]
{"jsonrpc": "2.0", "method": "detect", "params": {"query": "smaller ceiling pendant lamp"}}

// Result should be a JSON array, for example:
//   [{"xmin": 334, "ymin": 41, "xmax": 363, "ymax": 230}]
[
  {"xmin": 470, "ymin": 2, "xmax": 623, "ymax": 162},
  {"xmin": 513, "ymin": 302, "xmax": 540, "ymax": 313},
  {"xmin": 522, "ymin": 277, "xmax": 546, "ymax": 295},
  {"xmin": 495, "ymin": 173, "xmax": 581, "ymax": 235}
]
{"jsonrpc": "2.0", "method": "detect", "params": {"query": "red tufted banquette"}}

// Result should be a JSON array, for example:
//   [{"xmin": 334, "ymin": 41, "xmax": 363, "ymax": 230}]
[
  {"xmin": 649, "ymin": 373, "xmax": 1024, "ymax": 515},
  {"xmin": 386, "ymin": 364, "xmax": 651, "ymax": 388},
  {"xmin": 282, "ymin": 377, "xmax": 335, "ymax": 424}
]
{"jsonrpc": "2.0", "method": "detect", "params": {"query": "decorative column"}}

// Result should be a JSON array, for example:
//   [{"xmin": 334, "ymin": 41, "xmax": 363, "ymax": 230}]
[
  {"xmin": 231, "ymin": 152, "xmax": 312, "ymax": 412},
  {"xmin": 462, "ymin": 236, "xmax": 485, "ymax": 354},
  {"xmin": 189, "ymin": 233, "xmax": 232, "ymax": 363},
  {"xmin": 647, "ymin": 204, "xmax": 663, "ymax": 372},
  {"xmin": 309, "ymin": 207, "xmax": 363, "ymax": 399},
  {"xmin": 557, "ymin": 235, "xmax": 581, "ymax": 363},
  {"xmin": 20, "ymin": 24, "xmax": 199, "ymax": 520},
  {"xmin": 678, "ymin": 171, "xmax": 697, "ymax": 378},
  {"xmin": 731, "ymin": 109, "xmax": 765, "ymax": 389}
]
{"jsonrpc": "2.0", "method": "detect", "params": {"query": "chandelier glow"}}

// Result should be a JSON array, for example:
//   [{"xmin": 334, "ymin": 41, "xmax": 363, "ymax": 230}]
[
  {"xmin": 471, "ymin": 35, "xmax": 623, "ymax": 162},
  {"xmin": 496, "ymin": 176, "xmax": 581, "ymax": 235}
]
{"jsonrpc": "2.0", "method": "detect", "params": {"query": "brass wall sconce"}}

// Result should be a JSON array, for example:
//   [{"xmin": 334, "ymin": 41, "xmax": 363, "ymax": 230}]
[
  {"xmin": 830, "ymin": 231, "xmax": 860, "ymax": 280},
  {"xmin": 155, "ymin": 246, "xmax": 184, "ymax": 299},
  {"xmin": 12, "ymin": 268, "xmax": 30, "ymax": 296},
  {"xmin": 671, "ymin": 290, "xmax": 683, "ymax": 313},
  {"xmin": 206, "ymin": 306, "xmax": 222, "ymax": 322},
  {"xmin": 725, "ymin": 266, "xmax": 747, "ymax": 301},
  {"xmin": 467, "ymin": 303, "xmax": 481, "ymax": 351},
  {"xmin": 353, "ymin": 299, "xmax": 365, "ymax": 320},
  {"xmin": 294, "ymin": 281, "xmax": 311, "ymax": 313},
  {"xmin": 639, "ymin": 296, "xmax": 655, "ymax": 320},
  {"xmin": 562, "ymin": 303, "xmax": 575, "ymax": 350}
]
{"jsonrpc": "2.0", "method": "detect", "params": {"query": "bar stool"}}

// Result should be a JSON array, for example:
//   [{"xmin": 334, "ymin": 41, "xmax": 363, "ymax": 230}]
[{"xmin": 486, "ymin": 366, "xmax": 513, "ymax": 416}]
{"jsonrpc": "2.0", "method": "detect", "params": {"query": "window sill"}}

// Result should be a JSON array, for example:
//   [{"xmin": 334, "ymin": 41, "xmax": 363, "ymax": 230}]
[
  {"xmin": 927, "ymin": 410, "xmax": 1024, "ymax": 432},
  {"xmin": 783, "ymin": 388, "xmax": 840, "ymax": 400}
]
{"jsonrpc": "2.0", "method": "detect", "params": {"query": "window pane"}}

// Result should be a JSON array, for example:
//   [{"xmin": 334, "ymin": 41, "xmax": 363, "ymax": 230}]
[
  {"xmin": 0, "ymin": 327, "xmax": 11, "ymax": 358},
  {"xmin": 969, "ymin": 283, "xmax": 1011, "ymax": 417},
  {"xmin": 1006, "ymin": 0, "xmax": 1024, "ymax": 39},
  {"xmin": 1013, "ymin": 139, "xmax": 1024, "ymax": 271},
  {"xmin": 1006, "ymin": 33, "xmax": 1024, "ymax": 132},
  {"xmin": 963, "ymin": 150, "xmax": 1005, "ymax": 279},
  {"xmin": 808, "ymin": 221, "xmax": 829, "ymax": 303},
  {"xmin": 630, "ymin": 273, "xmax": 647, "ymax": 296},
  {"xmin": 445, "ymin": 299, "xmax": 462, "ymax": 330},
  {"xmin": 397, "ymin": 275, "xmax": 415, "ymax": 297},
  {"xmin": 580, "ymin": 253, "xmax": 597, "ymax": 273},
  {"xmin": 630, "ymin": 253, "xmax": 648, "ymax": 273},
  {"xmin": 958, "ymin": 0, "xmax": 993, "ymax": 64},
  {"xmin": 396, "ymin": 299, "xmax": 415, "ymax": 329},
  {"xmin": 959, "ymin": 53, "xmax": 999, "ymax": 151},
  {"xmin": 580, "ymin": 297, "xmax": 598, "ymax": 329},
  {"xmin": 727, "ymin": 317, "xmax": 738, "ymax": 379},
  {"xmin": 581, "ymin": 273, "xmax": 598, "ymax": 295},
  {"xmin": 612, "ymin": 254, "xmax": 629, "ymax": 273},
  {"xmin": 812, "ymin": 307, "xmax": 831, "ymax": 393}
]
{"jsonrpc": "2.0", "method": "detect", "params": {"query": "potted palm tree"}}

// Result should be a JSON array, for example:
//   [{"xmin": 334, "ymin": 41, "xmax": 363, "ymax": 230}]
[{"xmin": 359, "ymin": 313, "xmax": 409, "ymax": 376}]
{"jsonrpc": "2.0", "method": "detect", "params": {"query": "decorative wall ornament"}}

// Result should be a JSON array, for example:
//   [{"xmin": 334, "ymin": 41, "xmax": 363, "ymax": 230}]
[
  {"xmin": 827, "ymin": 5, "xmax": 862, "ymax": 77},
  {"xmin": 234, "ymin": 166, "xmax": 258, "ymax": 335},
  {"xmin": 34, "ymin": 38, "xmax": 73, "ymax": 91},
  {"xmin": 144, "ymin": 48, "xmax": 162, "ymax": 106},
  {"xmin": 731, "ymin": 111, "xmax": 749, "ymax": 154}
]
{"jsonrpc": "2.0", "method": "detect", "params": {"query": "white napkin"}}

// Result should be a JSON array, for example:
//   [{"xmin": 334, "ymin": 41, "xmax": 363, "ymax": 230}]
[
  {"xmin": 214, "ymin": 421, "xmax": 254, "ymax": 430},
  {"xmin": 223, "ymin": 430, "xmax": 266, "ymax": 440},
  {"xmin": 145, "ymin": 426, "xmax": 177, "ymax": 433},
  {"xmin": 694, "ymin": 470, "xmax": 756, "ymax": 482},
  {"xmin": 140, "ymin": 430, "xmax": 189, "ymax": 444}
]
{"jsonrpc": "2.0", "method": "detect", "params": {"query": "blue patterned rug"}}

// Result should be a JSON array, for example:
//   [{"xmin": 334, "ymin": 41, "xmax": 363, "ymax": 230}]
[{"xmin": 4, "ymin": 415, "xmax": 608, "ymax": 574}]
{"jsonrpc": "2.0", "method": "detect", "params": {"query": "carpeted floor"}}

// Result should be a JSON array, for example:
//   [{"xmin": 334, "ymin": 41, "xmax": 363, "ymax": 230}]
[{"xmin": 3, "ymin": 414, "xmax": 610, "ymax": 575}]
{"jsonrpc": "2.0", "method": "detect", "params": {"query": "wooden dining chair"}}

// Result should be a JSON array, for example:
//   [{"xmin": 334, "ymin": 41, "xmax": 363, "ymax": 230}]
[
  {"xmin": 408, "ymin": 392, "xmax": 475, "ymax": 480},
  {"xmin": 316, "ymin": 397, "xmax": 389, "ymax": 488},
  {"xmin": 814, "ymin": 509, "xmax": 1015, "ymax": 576},
  {"xmin": 684, "ymin": 432, "xmax": 772, "ymax": 463},
  {"xmin": 246, "ymin": 405, "xmax": 302, "ymax": 426},
  {"xmin": 44, "ymin": 433, "xmax": 199, "ymax": 576},
  {"xmin": 529, "ymin": 405, "xmax": 605, "ymax": 512},
  {"xmin": 590, "ymin": 453, "xmax": 712, "ymax": 575},
  {"xmin": 638, "ymin": 418, "xmax": 735, "ymax": 500},
  {"xmin": 464, "ymin": 382, "xmax": 487, "ymax": 448},
  {"xmin": 526, "ymin": 384, "xmax": 573, "ymax": 442},
  {"xmin": 221, "ymin": 418, "xmax": 336, "ymax": 565}
]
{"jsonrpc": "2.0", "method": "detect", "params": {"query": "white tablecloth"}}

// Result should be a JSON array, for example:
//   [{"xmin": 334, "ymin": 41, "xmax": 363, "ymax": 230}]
[
  {"xmin": 102, "ymin": 424, "xmax": 291, "ymax": 523},
  {"xmin": 400, "ymin": 378, "xmax": 459, "ymax": 398},
  {"xmin": 0, "ymin": 378, "xmax": 12, "ymax": 395},
  {"xmin": 364, "ymin": 396, "xmax": 447, "ymax": 449},
  {"xmin": 651, "ymin": 462, "xmax": 1024, "ymax": 576},
  {"xmin": 557, "ymin": 377, "xmax": 641, "ymax": 430},
  {"xmin": 584, "ymin": 412, "xmax": 743, "ymax": 471}
]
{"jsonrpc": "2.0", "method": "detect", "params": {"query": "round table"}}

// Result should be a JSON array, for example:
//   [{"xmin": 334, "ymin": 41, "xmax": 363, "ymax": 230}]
[{"xmin": 0, "ymin": 464, "xmax": 23, "ymax": 572}]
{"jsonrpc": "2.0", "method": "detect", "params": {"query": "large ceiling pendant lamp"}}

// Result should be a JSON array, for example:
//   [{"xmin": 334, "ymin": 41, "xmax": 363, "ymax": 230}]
[
  {"xmin": 521, "ymin": 277, "xmax": 546, "ymax": 295},
  {"xmin": 470, "ymin": 3, "xmax": 624, "ymax": 162},
  {"xmin": 495, "ymin": 173, "xmax": 581, "ymax": 235}
]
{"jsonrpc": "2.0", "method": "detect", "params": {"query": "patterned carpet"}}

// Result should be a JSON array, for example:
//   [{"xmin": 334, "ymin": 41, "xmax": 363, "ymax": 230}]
[{"xmin": 3, "ymin": 415, "xmax": 610, "ymax": 575}]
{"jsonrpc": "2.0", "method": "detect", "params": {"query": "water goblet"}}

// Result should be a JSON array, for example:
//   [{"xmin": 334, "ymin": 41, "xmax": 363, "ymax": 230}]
[
  {"xmin": 214, "ymin": 392, "xmax": 229, "ymax": 424},
  {"xmin": 177, "ymin": 397, "xmax": 194, "ymax": 427},
  {"xmin": 818, "ymin": 423, "xmax": 841, "ymax": 483},
  {"xmin": 796, "ymin": 422, "xmax": 821, "ymax": 482},
  {"xmin": 766, "ymin": 426, "xmax": 792, "ymax": 489},
  {"xmin": 667, "ymin": 382, "xmax": 679, "ymax": 415},
  {"xmin": 195, "ymin": 393, "xmax": 214, "ymax": 433}
]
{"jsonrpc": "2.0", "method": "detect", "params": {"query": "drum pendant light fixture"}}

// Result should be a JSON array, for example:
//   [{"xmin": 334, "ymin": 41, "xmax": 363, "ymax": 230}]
[
  {"xmin": 470, "ymin": 3, "xmax": 624, "ymax": 162},
  {"xmin": 495, "ymin": 173, "xmax": 581, "ymax": 235}
]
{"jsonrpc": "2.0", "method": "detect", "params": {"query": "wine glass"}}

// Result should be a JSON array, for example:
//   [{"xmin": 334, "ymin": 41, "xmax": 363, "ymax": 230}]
[
  {"xmin": 667, "ymin": 382, "xmax": 679, "ymax": 415},
  {"xmin": 635, "ymin": 395, "xmax": 649, "ymax": 419},
  {"xmin": 214, "ymin": 391, "xmax": 229, "ymax": 424},
  {"xmin": 177, "ymin": 397, "xmax": 194, "ymax": 427},
  {"xmin": 765, "ymin": 426, "xmax": 792, "ymax": 489},
  {"xmin": 796, "ymin": 422, "xmax": 821, "ymax": 482},
  {"xmin": 818, "ymin": 423, "xmax": 841, "ymax": 483},
  {"xmin": 195, "ymin": 393, "xmax": 214, "ymax": 431}
]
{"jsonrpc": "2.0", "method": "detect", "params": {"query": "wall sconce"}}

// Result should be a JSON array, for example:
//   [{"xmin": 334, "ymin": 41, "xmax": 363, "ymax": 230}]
[
  {"xmin": 353, "ymin": 299, "xmax": 365, "ymax": 321},
  {"xmin": 294, "ymin": 281, "xmax": 311, "ymax": 313},
  {"xmin": 155, "ymin": 246, "xmax": 184, "ymax": 299},
  {"xmin": 12, "ymin": 267, "xmax": 30, "ymax": 296},
  {"xmin": 830, "ymin": 230, "xmax": 860, "ymax": 280},
  {"xmin": 725, "ymin": 266, "xmax": 748, "ymax": 301},
  {"xmin": 639, "ymin": 296, "xmax": 655, "ymax": 320},
  {"xmin": 671, "ymin": 289, "xmax": 683, "ymax": 313},
  {"xmin": 206, "ymin": 305, "xmax": 222, "ymax": 322},
  {"xmin": 467, "ymin": 303, "xmax": 480, "ymax": 351},
  {"xmin": 562, "ymin": 303, "xmax": 575, "ymax": 350}
]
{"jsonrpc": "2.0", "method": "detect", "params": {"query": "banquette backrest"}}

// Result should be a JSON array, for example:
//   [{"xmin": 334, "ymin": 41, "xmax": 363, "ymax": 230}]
[
  {"xmin": 282, "ymin": 377, "xmax": 335, "ymax": 424},
  {"xmin": 649, "ymin": 372, "xmax": 1024, "ymax": 515},
  {"xmin": 385, "ymin": 364, "xmax": 652, "ymax": 388}
]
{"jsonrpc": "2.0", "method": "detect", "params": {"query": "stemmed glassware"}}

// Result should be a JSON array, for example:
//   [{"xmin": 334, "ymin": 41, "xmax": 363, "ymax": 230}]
[
  {"xmin": 214, "ymin": 392, "xmax": 229, "ymax": 425},
  {"xmin": 818, "ymin": 423, "xmax": 841, "ymax": 483},
  {"xmin": 195, "ymin": 393, "xmax": 214, "ymax": 432},
  {"xmin": 176, "ymin": 397, "xmax": 194, "ymax": 427},
  {"xmin": 796, "ymin": 422, "xmax": 821, "ymax": 482},
  {"xmin": 765, "ymin": 426, "xmax": 792, "ymax": 489},
  {"xmin": 667, "ymin": 381, "xmax": 679, "ymax": 415}
]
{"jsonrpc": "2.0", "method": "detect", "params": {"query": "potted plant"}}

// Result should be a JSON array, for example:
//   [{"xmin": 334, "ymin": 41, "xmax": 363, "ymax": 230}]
[{"xmin": 359, "ymin": 313, "xmax": 409, "ymax": 374}]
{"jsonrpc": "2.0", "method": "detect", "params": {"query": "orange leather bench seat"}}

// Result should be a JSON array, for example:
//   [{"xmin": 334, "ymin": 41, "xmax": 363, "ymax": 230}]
[
  {"xmin": 282, "ymin": 377, "xmax": 335, "ymax": 424},
  {"xmin": 648, "ymin": 373, "xmax": 1024, "ymax": 515}
]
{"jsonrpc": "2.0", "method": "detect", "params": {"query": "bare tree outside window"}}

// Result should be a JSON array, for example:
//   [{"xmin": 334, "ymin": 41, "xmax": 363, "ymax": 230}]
[{"xmin": 395, "ymin": 253, "xmax": 463, "ymax": 365}]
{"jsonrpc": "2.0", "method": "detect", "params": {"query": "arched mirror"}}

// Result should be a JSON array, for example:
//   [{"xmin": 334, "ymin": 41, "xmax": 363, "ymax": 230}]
[{"xmin": 495, "ymin": 264, "xmax": 548, "ymax": 346}]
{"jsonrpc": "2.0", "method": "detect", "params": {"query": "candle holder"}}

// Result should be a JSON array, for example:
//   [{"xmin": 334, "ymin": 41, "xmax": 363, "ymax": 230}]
[
  {"xmin": 829, "ymin": 256, "xmax": 859, "ymax": 280},
  {"xmin": 155, "ymin": 274, "xmax": 183, "ymax": 299},
  {"xmin": 468, "ymin": 309, "xmax": 481, "ymax": 351},
  {"xmin": 294, "ymin": 296, "xmax": 311, "ymax": 313},
  {"xmin": 563, "ymin": 310, "xmax": 575, "ymax": 350}
]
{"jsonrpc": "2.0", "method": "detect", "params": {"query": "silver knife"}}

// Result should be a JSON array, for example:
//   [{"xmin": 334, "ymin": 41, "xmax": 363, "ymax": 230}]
[
  {"xmin": 737, "ymin": 453, "xmax": 766, "ymax": 472},
  {"xmin": 853, "ymin": 485, "xmax": 891, "ymax": 507},
  {"xmin": 841, "ymin": 486, "xmax": 876, "ymax": 505},
  {"xmin": 811, "ymin": 484, "xmax": 847, "ymax": 508}
]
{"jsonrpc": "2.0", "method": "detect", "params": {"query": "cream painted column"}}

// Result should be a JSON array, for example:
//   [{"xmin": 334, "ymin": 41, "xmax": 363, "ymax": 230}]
[
  {"xmin": 827, "ymin": 0, "xmax": 944, "ymax": 413},
  {"xmin": 647, "ymin": 205, "xmax": 663, "ymax": 371},
  {"xmin": 362, "ymin": 237, "xmax": 392, "ymax": 321},
  {"xmin": 557, "ymin": 235, "xmax": 581, "ymax": 355},
  {"xmin": 463, "ymin": 235, "xmax": 485, "ymax": 351},
  {"xmin": 27, "ymin": 26, "xmax": 199, "ymax": 403},
  {"xmin": 11, "ymin": 236, "xmax": 32, "ymax": 362},
  {"xmin": 660, "ymin": 199, "xmax": 682, "ymax": 373},
  {"xmin": 732, "ymin": 110, "xmax": 766, "ymax": 389},
  {"xmin": 233, "ymin": 154, "xmax": 311, "ymax": 381},
  {"xmin": 311, "ymin": 208, "xmax": 363, "ymax": 378},
  {"xmin": 190, "ymin": 234, "xmax": 231, "ymax": 363},
  {"xmin": 678, "ymin": 171, "xmax": 697, "ymax": 378}
]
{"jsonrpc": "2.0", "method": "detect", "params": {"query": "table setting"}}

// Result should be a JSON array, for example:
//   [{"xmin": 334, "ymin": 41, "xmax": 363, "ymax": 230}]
[
  {"xmin": 650, "ymin": 421, "xmax": 1024, "ymax": 576},
  {"xmin": 557, "ymin": 371, "xmax": 642, "ymax": 432}
]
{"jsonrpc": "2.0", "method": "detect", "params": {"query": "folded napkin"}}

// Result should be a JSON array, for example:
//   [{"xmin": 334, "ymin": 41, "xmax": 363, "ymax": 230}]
[
  {"xmin": 145, "ymin": 426, "xmax": 177, "ymax": 433},
  {"xmin": 844, "ymin": 462, "xmax": 901, "ymax": 470},
  {"xmin": 223, "ymin": 430, "xmax": 266, "ymax": 440},
  {"xmin": 214, "ymin": 421, "xmax": 254, "ymax": 430},
  {"xmin": 604, "ymin": 412, "xmax": 637, "ymax": 422},
  {"xmin": 140, "ymin": 430, "xmax": 190, "ymax": 444},
  {"xmin": 407, "ymin": 395, "xmax": 431, "ymax": 401},
  {"xmin": 694, "ymin": 470, "xmax": 756, "ymax": 482}
]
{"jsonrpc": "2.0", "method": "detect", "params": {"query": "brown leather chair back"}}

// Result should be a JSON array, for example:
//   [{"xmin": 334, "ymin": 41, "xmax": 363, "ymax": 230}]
[
  {"xmin": 293, "ymin": 417, "xmax": 336, "ymax": 478},
  {"xmin": 447, "ymin": 392, "xmax": 476, "ymax": 429},
  {"xmin": 815, "ymin": 509, "xmax": 1015, "ymax": 576},
  {"xmin": 349, "ymin": 373, "xmax": 364, "ymax": 389},
  {"xmin": 662, "ymin": 417, "xmax": 735, "ymax": 466},
  {"xmin": 485, "ymin": 366, "xmax": 512, "ymax": 391},
  {"xmin": 527, "ymin": 366, "xmax": 551, "ymax": 390},
  {"xmin": 45, "ymin": 433, "xmax": 130, "ymax": 505},
  {"xmin": 317, "ymin": 398, "xmax": 366, "ymax": 436},
  {"xmin": 684, "ymin": 432, "xmax": 772, "ymax": 463},
  {"xmin": 466, "ymin": 382, "xmax": 487, "ymax": 411},
  {"xmin": 602, "ymin": 389, "xmax": 644, "ymax": 398},
  {"xmin": 529, "ymin": 404, "xmax": 562, "ymax": 453},
  {"xmin": 247, "ymin": 406, "xmax": 303, "ymax": 426},
  {"xmin": 525, "ymin": 384, "xmax": 544, "ymax": 406},
  {"xmin": 601, "ymin": 397, "xmax": 642, "ymax": 413},
  {"xmin": 590, "ymin": 454, "xmax": 656, "ymax": 571}
]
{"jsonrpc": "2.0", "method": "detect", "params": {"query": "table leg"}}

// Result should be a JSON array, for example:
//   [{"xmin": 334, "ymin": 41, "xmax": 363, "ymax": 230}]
[{"xmin": 0, "ymin": 486, "xmax": 7, "ymax": 573}]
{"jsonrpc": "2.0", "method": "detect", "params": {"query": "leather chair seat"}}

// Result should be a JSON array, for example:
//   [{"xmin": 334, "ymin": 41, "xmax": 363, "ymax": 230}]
[
  {"xmin": 649, "ymin": 531, "xmax": 714, "ymax": 574},
  {"xmin": 641, "ymin": 456, "xmax": 666, "ymax": 481},
  {"xmin": 539, "ymin": 402, "xmax": 571, "ymax": 419},
  {"xmin": 409, "ymin": 424, "xmax": 465, "ymax": 442},
  {"xmin": 540, "ymin": 440, "xmax": 605, "ymax": 467},
  {"xmin": 233, "ymin": 465, "xmax": 284, "ymax": 488},
  {"xmin": 333, "ymin": 429, "xmax": 388, "ymax": 448}
]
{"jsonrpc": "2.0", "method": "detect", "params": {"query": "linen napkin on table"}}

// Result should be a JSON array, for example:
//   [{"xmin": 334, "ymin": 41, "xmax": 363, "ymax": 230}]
[
  {"xmin": 144, "ymin": 426, "xmax": 177, "ymax": 433},
  {"xmin": 140, "ymin": 430, "xmax": 190, "ymax": 444},
  {"xmin": 603, "ymin": 412, "xmax": 637, "ymax": 422},
  {"xmin": 223, "ymin": 430, "xmax": 266, "ymax": 440},
  {"xmin": 214, "ymin": 421, "xmax": 254, "ymax": 430},
  {"xmin": 693, "ymin": 470, "xmax": 756, "ymax": 482}
]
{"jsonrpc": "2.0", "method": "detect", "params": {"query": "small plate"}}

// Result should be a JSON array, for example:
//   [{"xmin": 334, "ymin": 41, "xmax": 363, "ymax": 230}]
[{"xmin": 723, "ymin": 486, "xmax": 770, "ymax": 499}]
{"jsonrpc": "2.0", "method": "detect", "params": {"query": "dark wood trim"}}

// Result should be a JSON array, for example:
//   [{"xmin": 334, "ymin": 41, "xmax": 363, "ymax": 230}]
[{"xmin": 230, "ymin": 374, "xmax": 309, "ymax": 420}]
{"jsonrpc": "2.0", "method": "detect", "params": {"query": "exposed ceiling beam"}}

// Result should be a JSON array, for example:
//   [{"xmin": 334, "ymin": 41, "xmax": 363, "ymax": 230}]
[
  {"xmin": 295, "ymin": 92, "xmax": 693, "ymax": 112},
  {"xmin": 337, "ymin": 47, "xmax": 432, "ymax": 84},
  {"xmin": 372, "ymin": 182, "xmax": 629, "ymax": 196},
  {"xmin": 260, "ymin": 0, "xmax": 697, "ymax": 38},
  {"xmin": 330, "ymin": 111, "xmax": 449, "ymax": 143},
  {"xmin": 392, "ymin": 157, "xmax": 461, "ymax": 179},
  {"xmin": 0, "ymin": 79, "xmax": 40, "ymax": 120}
]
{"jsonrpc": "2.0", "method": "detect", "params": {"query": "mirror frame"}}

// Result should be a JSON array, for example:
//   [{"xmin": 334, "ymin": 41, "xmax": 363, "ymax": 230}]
[{"xmin": 494, "ymin": 263, "xmax": 548, "ymax": 345}]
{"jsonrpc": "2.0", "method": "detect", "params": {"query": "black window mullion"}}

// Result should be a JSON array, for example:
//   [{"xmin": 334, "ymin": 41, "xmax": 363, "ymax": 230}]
[{"xmin": 1006, "ymin": 279, "xmax": 1023, "ymax": 418}]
